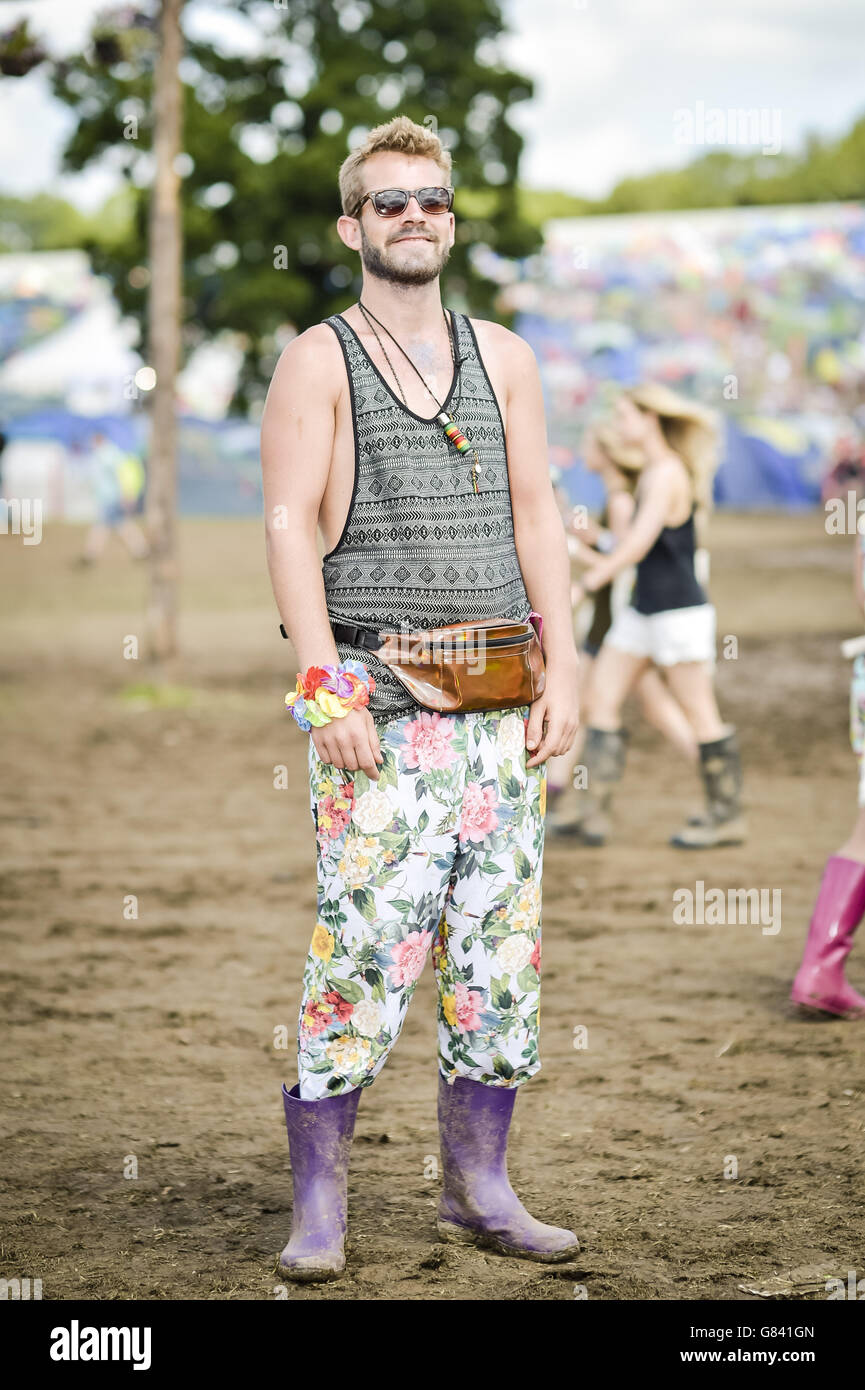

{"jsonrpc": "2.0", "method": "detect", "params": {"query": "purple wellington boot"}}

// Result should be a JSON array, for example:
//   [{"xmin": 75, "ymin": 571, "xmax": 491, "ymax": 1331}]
[
  {"xmin": 436, "ymin": 1072, "xmax": 580, "ymax": 1262},
  {"xmin": 276, "ymin": 1082, "xmax": 362, "ymax": 1282},
  {"xmin": 791, "ymin": 855, "xmax": 865, "ymax": 1019}
]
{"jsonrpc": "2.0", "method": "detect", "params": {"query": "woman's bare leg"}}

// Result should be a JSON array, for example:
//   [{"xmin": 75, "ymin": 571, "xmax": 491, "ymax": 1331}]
[
  {"xmin": 589, "ymin": 644, "xmax": 651, "ymax": 729},
  {"xmin": 663, "ymin": 661, "xmax": 726, "ymax": 743},
  {"xmin": 634, "ymin": 667, "xmax": 698, "ymax": 762}
]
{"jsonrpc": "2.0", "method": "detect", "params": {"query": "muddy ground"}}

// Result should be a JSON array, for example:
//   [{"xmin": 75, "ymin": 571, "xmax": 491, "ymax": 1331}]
[{"xmin": 2, "ymin": 512, "xmax": 864, "ymax": 1302}]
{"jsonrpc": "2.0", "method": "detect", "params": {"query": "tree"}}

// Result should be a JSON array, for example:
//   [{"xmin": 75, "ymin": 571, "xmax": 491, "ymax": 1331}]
[
  {"xmin": 146, "ymin": 0, "xmax": 184, "ymax": 661},
  {"xmin": 2, "ymin": 3, "xmax": 185, "ymax": 660},
  {"xmin": 48, "ymin": 0, "xmax": 543, "ymax": 412}
]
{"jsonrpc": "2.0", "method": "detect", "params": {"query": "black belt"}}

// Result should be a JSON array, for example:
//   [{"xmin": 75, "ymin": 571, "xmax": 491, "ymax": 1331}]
[{"xmin": 279, "ymin": 620, "xmax": 384, "ymax": 652}]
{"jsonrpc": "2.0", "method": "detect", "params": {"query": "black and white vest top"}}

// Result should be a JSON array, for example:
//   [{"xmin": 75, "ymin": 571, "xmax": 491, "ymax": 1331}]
[{"xmin": 320, "ymin": 309, "xmax": 531, "ymax": 723}]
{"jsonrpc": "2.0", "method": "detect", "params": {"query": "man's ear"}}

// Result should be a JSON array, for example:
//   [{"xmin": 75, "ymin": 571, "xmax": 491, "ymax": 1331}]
[{"xmin": 336, "ymin": 214, "xmax": 361, "ymax": 252}]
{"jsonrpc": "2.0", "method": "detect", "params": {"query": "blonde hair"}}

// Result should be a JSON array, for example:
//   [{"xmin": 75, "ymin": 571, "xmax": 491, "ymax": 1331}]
[
  {"xmin": 624, "ymin": 382, "xmax": 720, "ymax": 514},
  {"xmin": 338, "ymin": 116, "xmax": 453, "ymax": 219}
]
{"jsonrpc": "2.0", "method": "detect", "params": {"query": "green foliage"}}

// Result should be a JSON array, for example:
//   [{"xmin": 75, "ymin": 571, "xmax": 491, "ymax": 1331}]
[
  {"xmin": 595, "ymin": 117, "xmax": 865, "ymax": 213},
  {"xmin": 0, "ymin": 189, "xmax": 134, "ymax": 254},
  {"xmin": 489, "ymin": 977, "xmax": 513, "ymax": 1010},
  {"xmin": 514, "ymin": 185, "xmax": 594, "ymax": 228},
  {"xmin": 0, "ymin": 18, "xmax": 48, "ymax": 76}
]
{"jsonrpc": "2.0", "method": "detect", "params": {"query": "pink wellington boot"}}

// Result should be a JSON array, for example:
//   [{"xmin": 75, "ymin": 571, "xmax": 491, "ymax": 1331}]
[{"xmin": 790, "ymin": 855, "xmax": 865, "ymax": 1018}]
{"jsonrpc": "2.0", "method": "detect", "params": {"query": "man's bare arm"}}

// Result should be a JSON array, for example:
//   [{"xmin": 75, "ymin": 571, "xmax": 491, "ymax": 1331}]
[
  {"xmin": 495, "ymin": 325, "xmax": 580, "ymax": 766},
  {"xmin": 261, "ymin": 328, "xmax": 341, "ymax": 667},
  {"xmin": 260, "ymin": 327, "xmax": 382, "ymax": 776}
]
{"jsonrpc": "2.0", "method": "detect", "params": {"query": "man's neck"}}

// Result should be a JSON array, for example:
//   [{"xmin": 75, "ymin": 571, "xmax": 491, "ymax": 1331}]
[{"xmin": 356, "ymin": 281, "xmax": 446, "ymax": 339}]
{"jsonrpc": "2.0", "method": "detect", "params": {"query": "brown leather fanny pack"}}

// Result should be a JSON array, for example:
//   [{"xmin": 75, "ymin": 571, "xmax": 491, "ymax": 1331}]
[{"xmin": 329, "ymin": 613, "xmax": 546, "ymax": 714}]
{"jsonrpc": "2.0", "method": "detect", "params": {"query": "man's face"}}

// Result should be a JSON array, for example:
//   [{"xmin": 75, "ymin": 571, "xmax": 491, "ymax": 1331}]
[{"xmin": 350, "ymin": 154, "xmax": 454, "ymax": 287}]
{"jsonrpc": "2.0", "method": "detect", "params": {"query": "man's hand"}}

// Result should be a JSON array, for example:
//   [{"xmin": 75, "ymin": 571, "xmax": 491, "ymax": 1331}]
[
  {"xmin": 525, "ymin": 665, "xmax": 581, "ymax": 768},
  {"xmin": 311, "ymin": 706, "xmax": 384, "ymax": 779}
]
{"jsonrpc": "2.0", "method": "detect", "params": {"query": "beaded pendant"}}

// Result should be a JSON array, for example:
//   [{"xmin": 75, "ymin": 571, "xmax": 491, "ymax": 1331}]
[{"xmin": 436, "ymin": 411, "xmax": 481, "ymax": 494}]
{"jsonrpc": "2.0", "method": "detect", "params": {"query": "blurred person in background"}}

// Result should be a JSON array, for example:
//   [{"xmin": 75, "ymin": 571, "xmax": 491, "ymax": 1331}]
[
  {"xmin": 547, "ymin": 422, "xmax": 699, "ymax": 839},
  {"xmin": 790, "ymin": 527, "xmax": 865, "ymax": 1019},
  {"xmin": 77, "ymin": 430, "xmax": 149, "ymax": 565},
  {"xmin": 821, "ymin": 432, "xmax": 865, "ymax": 506},
  {"xmin": 574, "ymin": 383, "xmax": 746, "ymax": 849}
]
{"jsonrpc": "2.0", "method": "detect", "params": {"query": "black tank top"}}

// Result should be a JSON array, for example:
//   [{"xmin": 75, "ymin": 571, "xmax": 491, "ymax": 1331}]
[{"xmin": 632, "ymin": 507, "xmax": 707, "ymax": 615}]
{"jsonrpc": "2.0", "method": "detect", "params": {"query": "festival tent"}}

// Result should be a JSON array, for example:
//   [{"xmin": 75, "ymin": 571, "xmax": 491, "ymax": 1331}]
[{"xmin": 714, "ymin": 417, "xmax": 823, "ymax": 509}]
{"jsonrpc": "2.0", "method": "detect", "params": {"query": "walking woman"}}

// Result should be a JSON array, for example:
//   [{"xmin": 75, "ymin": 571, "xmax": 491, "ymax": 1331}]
[
  {"xmin": 547, "ymin": 423, "xmax": 700, "ymax": 840},
  {"xmin": 574, "ymin": 383, "xmax": 746, "ymax": 849}
]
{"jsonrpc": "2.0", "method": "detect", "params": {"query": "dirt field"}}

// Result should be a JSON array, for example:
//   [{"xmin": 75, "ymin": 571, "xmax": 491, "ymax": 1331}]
[{"xmin": 2, "ymin": 512, "xmax": 864, "ymax": 1302}]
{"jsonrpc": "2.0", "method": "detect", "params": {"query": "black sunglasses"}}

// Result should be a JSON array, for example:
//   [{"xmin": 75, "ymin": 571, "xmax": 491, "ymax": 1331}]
[{"xmin": 354, "ymin": 186, "xmax": 454, "ymax": 218}]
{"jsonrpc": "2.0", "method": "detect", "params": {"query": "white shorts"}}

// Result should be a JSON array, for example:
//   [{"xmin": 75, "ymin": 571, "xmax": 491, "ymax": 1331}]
[{"xmin": 603, "ymin": 602, "xmax": 716, "ymax": 667}]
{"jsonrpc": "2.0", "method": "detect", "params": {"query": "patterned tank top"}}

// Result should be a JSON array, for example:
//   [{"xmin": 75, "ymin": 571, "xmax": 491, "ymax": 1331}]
[{"xmin": 320, "ymin": 309, "xmax": 532, "ymax": 724}]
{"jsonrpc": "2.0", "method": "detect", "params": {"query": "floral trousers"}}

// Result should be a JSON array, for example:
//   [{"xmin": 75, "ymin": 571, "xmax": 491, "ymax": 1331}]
[{"xmin": 296, "ymin": 705, "xmax": 547, "ymax": 1100}]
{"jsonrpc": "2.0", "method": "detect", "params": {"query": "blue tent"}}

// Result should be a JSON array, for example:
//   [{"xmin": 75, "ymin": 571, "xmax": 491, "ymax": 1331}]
[
  {"xmin": 5, "ymin": 408, "xmax": 142, "ymax": 452},
  {"xmin": 714, "ymin": 417, "xmax": 822, "ymax": 508}
]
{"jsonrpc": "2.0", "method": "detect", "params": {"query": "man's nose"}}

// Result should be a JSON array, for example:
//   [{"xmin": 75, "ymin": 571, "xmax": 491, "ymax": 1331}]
[{"xmin": 394, "ymin": 216, "xmax": 430, "ymax": 236}]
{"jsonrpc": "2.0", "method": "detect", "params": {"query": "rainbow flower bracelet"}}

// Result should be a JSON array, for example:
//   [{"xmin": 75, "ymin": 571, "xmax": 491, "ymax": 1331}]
[{"xmin": 285, "ymin": 659, "xmax": 376, "ymax": 731}]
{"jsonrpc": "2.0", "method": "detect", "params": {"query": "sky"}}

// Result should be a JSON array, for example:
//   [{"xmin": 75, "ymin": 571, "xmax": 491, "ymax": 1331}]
[{"xmin": 0, "ymin": 0, "xmax": 863, "ymax": 210}]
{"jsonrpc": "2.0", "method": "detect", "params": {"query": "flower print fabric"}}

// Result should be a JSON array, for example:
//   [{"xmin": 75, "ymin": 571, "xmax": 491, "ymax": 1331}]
[
  {"xmin": 851, "ymin": 653, "xmax": 865, "ymax": 759},
  {"xmin": 297, "ymin": 705, "xmax": 547, "ymax": 1100},
  {"xmin": 850, "ymin": 652, "xmax": 865, "ymax": 806}
]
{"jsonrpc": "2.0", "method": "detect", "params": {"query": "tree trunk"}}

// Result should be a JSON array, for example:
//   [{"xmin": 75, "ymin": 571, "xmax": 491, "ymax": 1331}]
[{"xmin": 145, "ymin": 0, "xmax": 184, "ymax": 661}]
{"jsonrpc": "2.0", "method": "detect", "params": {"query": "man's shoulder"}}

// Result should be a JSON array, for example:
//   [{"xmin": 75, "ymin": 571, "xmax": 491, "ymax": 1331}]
[
  {"xmin": 464, "ymin": 316, "xmax": 536, "ymax": 370},
  {"xmin": 272, "ymin": 320, "xmax": 343, "ymax": 379},
  {"xmin": 263, "ymin": 321, "xmax": 346, "ymax": 414},
  {"xmin": 287, "ymin": 319, "xmax": 343, "ymax": 357}
]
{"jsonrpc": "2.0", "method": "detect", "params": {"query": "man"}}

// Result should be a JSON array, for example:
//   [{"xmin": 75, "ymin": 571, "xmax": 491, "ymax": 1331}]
[{"xmin": 260, "ymin": 114, "xmax": 581, "ymax": 1282}]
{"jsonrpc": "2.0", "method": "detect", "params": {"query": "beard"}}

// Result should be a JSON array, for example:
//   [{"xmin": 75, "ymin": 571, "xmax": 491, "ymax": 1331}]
[{"xmin": 359, "ymin": 225, "xmax": 451, "ymax": 285}]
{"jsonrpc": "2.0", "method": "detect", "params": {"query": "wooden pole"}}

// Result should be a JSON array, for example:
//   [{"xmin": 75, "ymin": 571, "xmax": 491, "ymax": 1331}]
[{"xmin": 145, "ymin": 0, "xmax": 184, "ymax": 660}]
